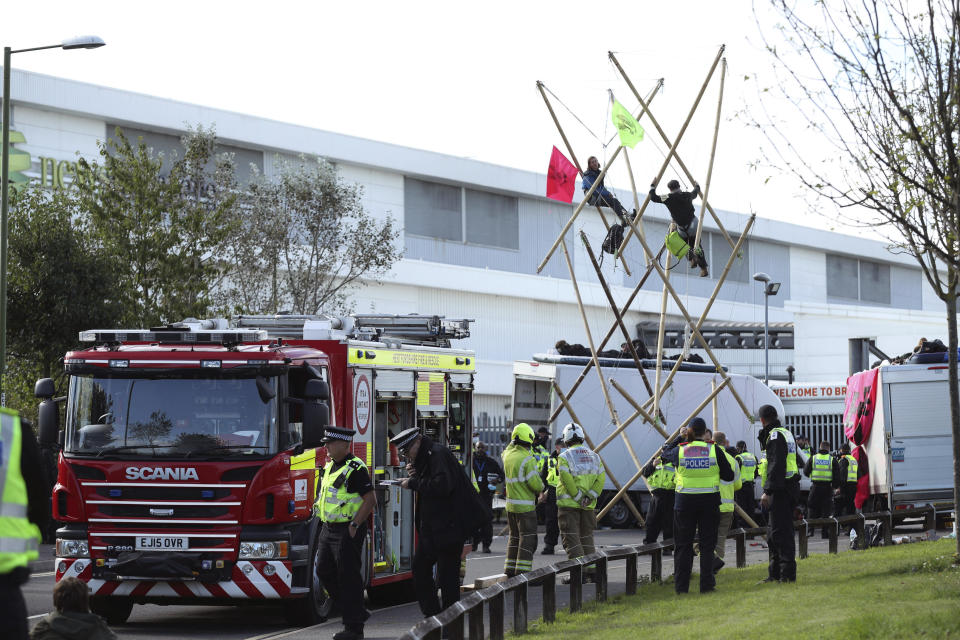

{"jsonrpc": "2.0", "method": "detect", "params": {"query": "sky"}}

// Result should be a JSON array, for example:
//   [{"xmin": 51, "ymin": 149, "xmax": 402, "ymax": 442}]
[{"xmin": 2, "ymin": 0, "xmax": 871, "ymax": 238}]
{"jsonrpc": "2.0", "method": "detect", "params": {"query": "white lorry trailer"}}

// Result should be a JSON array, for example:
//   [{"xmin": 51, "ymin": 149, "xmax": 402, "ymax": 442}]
[
  {"xmin": 848, "ymin": 362, "xmax": 956, "ymax": 517},
  {"xmin": 512, "ymin": 355, "xmax": 783, "ymax": 527}
]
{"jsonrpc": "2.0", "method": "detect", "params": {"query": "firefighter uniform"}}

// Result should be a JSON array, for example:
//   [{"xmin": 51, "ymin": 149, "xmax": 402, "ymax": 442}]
[
  {"xmin": 502, "ymin": 425, "xmax": 543, "ymax": 576},
  {"xmin": 315, "ymin": 427, "xmax": 373, "ymax": 639},
  {"xmin": 1, "ymin": 409, "xmax": 47, "ymax": 640},
  {"xmin": 734, "ymin": 450, "xmax": 758, "ymax": 527},
  {"xmin": 642, "ymin": 459, "xmax": 675, "ymax": 545},
  {"xmin": 556, "ymin": 432, "xmax": 605, "ymax": 562}
]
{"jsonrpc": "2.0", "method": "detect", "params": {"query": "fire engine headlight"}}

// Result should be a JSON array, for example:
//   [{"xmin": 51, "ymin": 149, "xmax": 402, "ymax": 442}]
[
  {"xmin": 56, "ymin": 538, "xmax": 89, "ymax": 558},
  {"xmin": 239, "ymin": 541, "xmax": 287, "ymax": 560}
]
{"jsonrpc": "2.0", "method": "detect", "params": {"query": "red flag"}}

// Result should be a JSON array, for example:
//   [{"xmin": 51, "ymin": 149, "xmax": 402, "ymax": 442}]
[{"xmin": 546, "ymin": 146, "xmax": 578, "ymax": 203}]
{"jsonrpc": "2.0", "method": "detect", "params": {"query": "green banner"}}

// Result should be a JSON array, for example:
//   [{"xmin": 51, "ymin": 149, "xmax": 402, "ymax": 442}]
[{"xmin": 611, "ymin": 100, "xmax": 644, "ymax": 148}]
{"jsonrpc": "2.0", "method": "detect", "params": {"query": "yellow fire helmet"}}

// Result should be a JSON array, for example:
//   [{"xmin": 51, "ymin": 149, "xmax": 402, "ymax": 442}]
[{"xmin": 511, "ymin": 423, "xmax": 535, "ymax": 445}]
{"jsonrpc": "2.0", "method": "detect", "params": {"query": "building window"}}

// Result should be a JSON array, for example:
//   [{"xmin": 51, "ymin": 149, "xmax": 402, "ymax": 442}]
[
  {"xmin": 404, "ymin": 178, "xmax": 518, "ymax": 250},
  {"xmin": 708, "ymin": 231, "xmax": 749, "ymax": 282},
  {"xmin": 826, "ymin": 254, "xmax": 890, "ymax": 304}
]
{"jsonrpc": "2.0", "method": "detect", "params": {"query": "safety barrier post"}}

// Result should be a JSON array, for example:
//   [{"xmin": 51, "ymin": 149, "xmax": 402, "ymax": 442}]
[
  {"xmin": 513, "ymin": 580, "xmax": 528, "ymax": 634},
  {"xmin": 735, "ymin": 530, "xmax": 747, "ymax": 568},
  {"xmin": 882, "ymin": 512, "xmax": 894, "ymax": 546},
  {"xmin": 489, "ymin": 591, "xmax": 505, "ymax": 640},
  {"xmin": 650, "ymin": 547, "xmax": 663, "ymax": 582},
  {"xmin": 828, "ymin": 518, "xmax": 839, "ymax": 554},
  {"xmin": 626, "ymin": 551, "xmax": 638, "ymax": 595},
  {"xmin": 596, "ymin": 555, "xmax": 608, "ymax": 602},
  {"xmin": 854, "ymin": 515, "xmax": 866, "ymax": 549},
  {"xmin": 468, "ymin": 604, "xmax": 484, "ymax": 640},
  {"xmin": 798, "ymin": 521, "xmax": 808, "ymax": 559},
  {"xmin": 569, "ymin": 565, "xmax": 583, "ymax": 613},
  {"xmin": 447, "ymin": 613, "xmax": 464, "ymax": 640},
  {"xmin": 542, "ymin": 572, "xmax": 556, "ymax": 623},
  {"xmin": 925, "ymin": 505, "xmax": 936, "ymax": 532}
]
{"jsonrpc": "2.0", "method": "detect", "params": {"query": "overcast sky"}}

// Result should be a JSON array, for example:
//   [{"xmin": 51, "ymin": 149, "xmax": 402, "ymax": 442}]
[{"xmin": 4, "ymin": 0, "xmax": 867, "ymax": 238}]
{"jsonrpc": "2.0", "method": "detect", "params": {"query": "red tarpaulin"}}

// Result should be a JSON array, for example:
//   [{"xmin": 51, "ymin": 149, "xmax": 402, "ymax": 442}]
[
  {"xmin": 843, "ymin": 368, "xmax": 879, "ymax": 508},
  {"xmin": 546, "ymin": 146, "xmax": 578, "ymax": 203}
]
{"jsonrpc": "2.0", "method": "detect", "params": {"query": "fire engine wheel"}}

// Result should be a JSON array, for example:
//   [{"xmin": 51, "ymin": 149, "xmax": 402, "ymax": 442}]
[
  {"xmin": 89, "ymin": 597, "xmax": 133, "ymax": 625},
  {"xmin": 284, "ymin": 536, "xmax": 334, "ymax": 626}
]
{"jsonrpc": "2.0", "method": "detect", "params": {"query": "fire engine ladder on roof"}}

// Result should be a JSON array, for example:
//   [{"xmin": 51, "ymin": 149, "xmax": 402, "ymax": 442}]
[{"xmin": 234, "ymin": 314, "xmax": 473, "ymax": 347}]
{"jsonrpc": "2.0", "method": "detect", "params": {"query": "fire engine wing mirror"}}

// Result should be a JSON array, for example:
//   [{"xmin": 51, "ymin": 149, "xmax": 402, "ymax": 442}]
[
  {"xmin": 38, "ymin": 398, "xmax": 60, "ymax": 448},
  {"xmin": 302, "ymin": 401, "xmax": 329, "ymax": 449},
  {"xmin": 255, "ymin": 376, "xmax": 276, "ymax": 403},
  {"xmin": 35, "ymin": 377, "xmax": 55, "ymax": 399},
  {"xmin": 304, "ymin": 379, "xmax": 329, "ymax": 402}
]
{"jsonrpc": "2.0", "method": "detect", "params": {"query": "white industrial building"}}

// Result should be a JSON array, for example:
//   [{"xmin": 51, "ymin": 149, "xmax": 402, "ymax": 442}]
[{"xmin": 3, "ymin": 69, "xmax": 949, "ymax": 423}]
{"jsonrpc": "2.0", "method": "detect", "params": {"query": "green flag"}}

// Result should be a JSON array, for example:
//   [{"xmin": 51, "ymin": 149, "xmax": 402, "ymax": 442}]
[{"xmin": 611, "ymin": 100, "xmax": 644, "ymax": 148}]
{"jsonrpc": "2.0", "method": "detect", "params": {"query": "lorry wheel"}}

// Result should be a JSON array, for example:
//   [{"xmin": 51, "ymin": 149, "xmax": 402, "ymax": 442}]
[
  {"xmin": 90, "ymin": 597, "xmax": 133, "ymax": 625},
  {"xmin": 601, "ymin": 499, "xmax": 636, "ymax": 529},
  {"xmin": 284, "ymin": 535, "xmax": 334, "ymax": 626}
]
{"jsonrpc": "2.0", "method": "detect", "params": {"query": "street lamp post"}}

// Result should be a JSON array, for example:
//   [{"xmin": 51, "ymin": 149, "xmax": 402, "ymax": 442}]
[
  {"xmin": 1, "ymin": 35, "xmax": 104, "ymax": 404},
  {"xmin": 753, "ymin": 272, "xmax": 781, "ymax": 384}
]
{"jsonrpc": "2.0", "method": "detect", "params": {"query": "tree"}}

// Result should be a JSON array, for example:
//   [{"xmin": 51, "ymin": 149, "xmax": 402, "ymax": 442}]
[
  {"xmin": 74, "ymin": 126, "xmax": 238, "ymax": 327},
  {"xmin": 752, "ymin": 0, "xmax": 960, "ymax": 555},
  {"xmin": 219, "ymin": 156, "xmax": 401, "ymax": 315},
  {"xmin": 5, "ymin": 183, "xmax": 123, "ymax": 416}
]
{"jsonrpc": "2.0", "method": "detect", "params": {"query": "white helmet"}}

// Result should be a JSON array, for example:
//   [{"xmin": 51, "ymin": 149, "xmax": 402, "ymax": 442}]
[{"xmin": 562, "ymin": 422, "xmax": 585, "ymax": 443}]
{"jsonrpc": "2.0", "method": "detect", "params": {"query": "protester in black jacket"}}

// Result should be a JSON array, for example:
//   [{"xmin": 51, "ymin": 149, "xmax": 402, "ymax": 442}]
[
  {"xmin": 757, "ymin": 405, "xmax": 799, "ymax": 583},
  {"xmin": 649, "ymin": 178, "xmax": 708, "ymax": 276},
  {"xmin": 393, "ymin": 429, "xmax": 481, "ymax": 617}
]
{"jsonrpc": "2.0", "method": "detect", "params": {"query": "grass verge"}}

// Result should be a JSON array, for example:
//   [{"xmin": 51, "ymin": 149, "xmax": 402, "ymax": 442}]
[{"xmin": 516, "ymin": 540, "xmax": 960, "ymax": 640}]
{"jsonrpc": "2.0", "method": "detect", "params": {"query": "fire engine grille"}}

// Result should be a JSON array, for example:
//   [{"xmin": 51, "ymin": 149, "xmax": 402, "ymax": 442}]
[
  {"xmin": 93, "ymin": 504, "xmax": 232, "ymax": 519},
  {"xmin": 90, "ymin": 486, "xmax": 234, "ymax": 501}
]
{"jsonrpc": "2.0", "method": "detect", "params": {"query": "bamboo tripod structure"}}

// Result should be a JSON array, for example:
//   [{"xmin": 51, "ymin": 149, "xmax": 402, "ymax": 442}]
[{"xmin": 536, "ymin": 46, "xmax": 760, "ymax": 529}]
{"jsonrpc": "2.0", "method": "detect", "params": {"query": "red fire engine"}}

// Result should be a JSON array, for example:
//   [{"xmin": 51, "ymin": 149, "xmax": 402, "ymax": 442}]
[{"xmin": 38, "ymin": 314, "xmax": 476, "ymax": 624}]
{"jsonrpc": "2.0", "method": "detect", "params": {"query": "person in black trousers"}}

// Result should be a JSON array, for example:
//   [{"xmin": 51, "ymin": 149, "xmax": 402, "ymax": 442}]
[
  {"xmin": 659, "ymin": 418, "xmax": 734, "ymax": 594},
  {"xmin": 641, "ymin": 455, "xmax": 675, "ymax": 549},
  {"xmin": 803, "ymin": 440, "xmax": 840, "ymax": 538},
  {"xmin": 471, "ymin": 441, "xmax": 503, "ymax": 553},
  {"xmin": 757, "ymin": 405, "xmax": 800, "ymax": 583},
  {"xmin": 393, "ymin": 427, "xmax": 480, "ymax": 617},
  {"xmin": 539, "ymin": 438, "xmax": 563, "ymax": 555}
]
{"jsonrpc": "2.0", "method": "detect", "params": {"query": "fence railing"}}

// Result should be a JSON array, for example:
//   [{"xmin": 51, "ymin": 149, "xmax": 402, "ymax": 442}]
[{"xmin": 399, "ymin": 506, "xmax": 938, "ymax": 640}]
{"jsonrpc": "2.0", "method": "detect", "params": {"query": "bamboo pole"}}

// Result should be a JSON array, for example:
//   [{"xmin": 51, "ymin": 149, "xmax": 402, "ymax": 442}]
[
  {"xmin": 609, "ymin": 48, "xmax": 737, "ymax": 252},
  {"xmin": 637, "ymin": 214, "xmax": 757, "ymax": 418},
  {"xmin": 712, "ymin": 379, "xmax": 719, "ymax": 432},
  {"xmin": 693, "ymin": 58, "xmax": 727, "ymax": 257},
  {"xmin": 537, "ymin": 84, "xmax": 631, "ymax": 276},
  {"xmin": 552, "ymin": 382, "xmax": 646, "ymax": 526},
  {"xmin": 608, "ymin": 378, "xmax": 666, "ymax": 438},
  {"xmin": 597, "ymin": 377, "xmax": 731, "ymax": 520},
  {"xmin": 559, "ymin": 237, "xmax": 630, "ymax": 449},
  {"xmin": 546, "ymin": 246, "xmax": 665, "ymax": 425},
  {"xmin": 578, "ymin": 230, "xmax": 663, "ymax": 426},
  {"xmin": 652, "ymin": 230, "xmax": 671, "ymax": 428},
  {"xmin": 537, "ymin": 147, "xmax": 622, "ymax": 274}
]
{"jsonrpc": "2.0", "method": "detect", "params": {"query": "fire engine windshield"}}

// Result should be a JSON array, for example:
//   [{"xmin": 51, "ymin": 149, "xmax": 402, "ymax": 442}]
[{"xmin": 65, "ymin": 374, "xmax": 278, "ymax": 458}]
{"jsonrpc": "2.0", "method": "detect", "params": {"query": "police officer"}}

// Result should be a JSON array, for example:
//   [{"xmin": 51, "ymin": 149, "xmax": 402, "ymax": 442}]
[
  {"xmin": 660, "ymin": 417, "xmax": 734, "ymax": 594},
  {"xmin": 392, "ymin": 427, "xmax": 478, "ymax": 617},
  {"xmin": 641, "ymin": 454, "xmax": 675, "ymax": 547},
  {"xmin": 471, "ymin": 441, "xmax": 503, "ymax": 554},
  {"xmin": 734, "ymin": 440, "xmax": 758, "ymax": 528},
  {"xmin": 804, "ymin": 440, "xmax": 840, "ymax": 538},
  {"xmin": 556, "ymin": 424, "xmax": 605, "ymax": 571},
  {"xmin": 836, "ymin": 443, "xmax": 860, "ymax": 518},
  {"xmin": 502, "ymin": 424, "xmax": 543, "ymax": 576},
  {"xmin": 0, "ymin": 409, "xmax": 46, "ymax": 640},
  {"xmin": 532, "ymin": 427, "xmax": 550, "ymax": 528},
  {"xmin": 538, "ymin": 437, "xmax": 563, "ymax": 555},
  {"xmin": 757, "ymin": 404, "xmax": 799, "ymax": 584},
  {"xmin": 315, "ymin": 426, "xmax": 376, "ymax": 640}
]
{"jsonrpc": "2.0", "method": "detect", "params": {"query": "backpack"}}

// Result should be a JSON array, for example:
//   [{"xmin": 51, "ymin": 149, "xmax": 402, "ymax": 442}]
[{"xmin": 602, "ymin": 224, "xmax": 624, "ymax": 255}]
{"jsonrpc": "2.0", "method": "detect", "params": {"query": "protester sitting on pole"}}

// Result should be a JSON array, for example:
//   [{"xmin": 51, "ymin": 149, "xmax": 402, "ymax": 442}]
[
  {"xmin": 583, "ymin": 156, "xmax": 634, "ymax": 221},
  {"xmin": 649, "ymin": 178, "xmax": 709, "ymax": 277}
]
